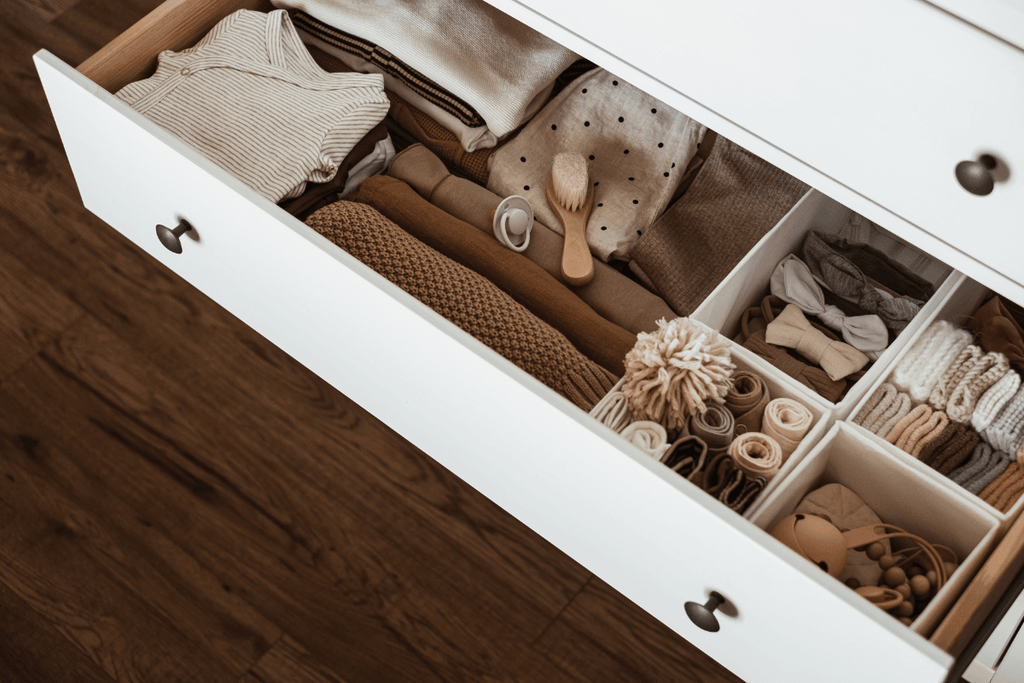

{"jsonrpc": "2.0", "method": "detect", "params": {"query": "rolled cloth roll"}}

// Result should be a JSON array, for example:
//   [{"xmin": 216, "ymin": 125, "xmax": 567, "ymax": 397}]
[
  {"xmin": 662, "ymin": 435, "xmax": 708, "ymax": 483},
  {"xmin": 386, "ymin": 144, "xmax": 676, "ymax": 334},
  {"xmin": 702, "ymin": 451, "xmax": 741, "ymax": 497},
  {"xmin": 725, "ymin": 371, "xmax": 771, "ymax": 434},
  {"xmin": 765, "ymin": 305, "xmax": 869, "ymax": 381},
  {"xmin": 762, "ymin": 398, "xmax": 814, "ymax": 461},
  {"xmin": 891, "ymin": 320, "xmax": 973, "ymax": 403},
  {"xmin": 305, "ymin": 201, "xmax": 616, "ymax": 410},
  {"xmin": 588, "ymin": 384, "xmax": 632, "ymax": 433},
  {"xmin": 967, "ymin": 295, "xmax": 1024, "ymax": 374},
  {"xmin": 801, "ymin": 231, "xmax": 930, "ymax": 333},
  {"xmin": 620, "ymin": 421, "xmax": 671, "ymax": 460},
  {"xmin": 349, "ymin": 175, "xmax": 637, "ymax": 376},
  {"xmin": 947, "ymin": 350, "xmax": 1010, "ymax": 423},
  {"xmin": 689, "ymin": 403, "xmax": 735, "ymax": 454},
  {"xmin": 728, "ymin": 432, "xmax": 783, "ymax": 481},
  {"xmin": 770, "ymin": 254, "xmax": 888, "ymax": 355},
  {"xmin": 973, "ymin": 371, "xmax": 1022, "ymax": 434}
]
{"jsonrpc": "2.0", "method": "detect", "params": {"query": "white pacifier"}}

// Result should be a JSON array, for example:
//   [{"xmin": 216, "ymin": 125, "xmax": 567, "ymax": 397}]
[{"xmin": 492, "ymin": 195, "xmax": 533, "ymax": 252}]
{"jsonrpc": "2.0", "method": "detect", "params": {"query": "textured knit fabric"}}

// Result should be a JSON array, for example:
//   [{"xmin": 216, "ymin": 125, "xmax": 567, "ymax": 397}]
[
  {"xmin": 588, "ymin": 385, "xmax": 632, "ymax": 433},
  {"xmin": 854, "ymin": 383, "xmax": 910, "ymax": 435},
  {"xmin": 908, "ymin": 411, "xmax": 951, "ymax": 459},
  {"xmin": 629, "ymin": 136, "xmax": 809, "ymax": 316},
  {"xmin": 875, "ymin": 393, "xmax": 913, "ymax": 439},
  {"xmin": 926, "ymin": 423, "xmax": 980, "ymax": 475},
  {"xmin": 891, "ymin": 321, "xmax": 973, "ymax": 403},
  {"xmin": 488, "ymin": 68, "xmax": 706, "ymax": 262},
  {"xmin": 981, "ymin": 463, "xmax": 1024, "ymax": 513},
  {"xmin": 950, "ymin": 442, "xmax": 997, "ymax": 488},
  {"xmin": 272, "ymin": 0, "xmax": 578, "ymax": 138},
  {"xmin": 966, "ymin": 449, "xmax": 1012, "ymax": 496},
  {"xmin": 968, "ymin": 295, "xmax": 1024, "ymax": 374},
  {"xmin": 349, "ymin": 175, "xmax": 637, "ymax": 376},
  {"xmin": 946, "ymin": 351, "xmax": 1010, "ymax": 424},
  {"xmin": 770, "ymin": 254, "xmax": 888, "ymax": 355},
  {"xmin": 386, "ymin": 144, "xmax": 676, "ymax": 334},
  {"xmin": 928, "ymin": 345, "xmax": 983, "ymax": 412},
  {"xmin": 305, "ymin": 201, "xmax": 616, "ymax": 410},
  {"xmin": 886, "ymin": 404, "xmax": 934, "ymax": 450},
  {"xmin": 973, "ymin": 371, "xmax": 1022, "ymax": 434},
  {"xmin": 984, "ymin": 384, "xmax": 1024, "ymax": 454},
  {"xmin": 116, "ymin": 10, "xmax": 389, "ymax": 203},
  {"xmin": 801, "ymin": 231, "xmax": 933, "ymax": 333},
  {"xmin": 724, "ymin": 371, "xmax": 771, "ymax": 435}
]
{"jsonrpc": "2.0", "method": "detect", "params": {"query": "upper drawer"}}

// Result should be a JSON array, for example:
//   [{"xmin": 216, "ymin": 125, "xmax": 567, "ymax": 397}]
[{"xmin": 489, "ymin": 0, "xmax": 1024, "ymax": 303}]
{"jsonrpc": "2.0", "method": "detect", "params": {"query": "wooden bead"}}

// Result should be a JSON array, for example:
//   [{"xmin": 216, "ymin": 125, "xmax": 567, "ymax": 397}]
[
  {"xmin": 895, "ymin": 583, "xmax": 912, "ymax": 600},
  {"xmin": 898, "ymin": 616, "xmax": 913, "ymax": 626},
  {"xmin": 944, "ymin": 561, "xmax": 958, "ymax": 578},
  {"xmin": 910, "ymin": 574, "xmax": 931, "ymax": 597},
  {"xmin": 884, "ymin": 567, "xmax": 907, "ymax": 587},
  {"xmin": 926, "ymin": 570, "xmax": 937, "ymax": 586},
  {"xmin": 845, "ymin": 577, "xmax": 861, "ymax": 589},
  {"xmin": 907, "ymin": 565, "xmax": 924, "ymax": 577},
  {"xmin": 866, "ymin": 542, "xmax": 886, "ymax": 560},
  {"xmin": 895, "ymin": 600, "xmax": 914, "ymax": 617},
  {"xmin": 878, "ymin": 554, "xmax": 897, "ymax": 570}
]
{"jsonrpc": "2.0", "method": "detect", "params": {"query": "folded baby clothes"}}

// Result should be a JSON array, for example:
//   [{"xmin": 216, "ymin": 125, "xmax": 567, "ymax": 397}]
[
  {"xmin": 386, "ymin": 144, "xmax": 676, "ymax": 334},
  {"xmin": 488, "ymin": 68, "xmax": 706, "ymax": 262},
  {"xmin": 984, "ymin": 384, "xmax": 1024, "ymax": 454},
  {"xmin": 981, "ymin": 462, "xmax": 1024, "ymax": 513},
  {"xmin": 886, "ymin": 404, "xmax": 934, "ymax": 451},
  {"xmin": 770, "ymin": 254, "xmax": 888, "ymax": 357},
  {"xmin": 765, "ymin": 305, "xmax": 869, "ymax": 381},
  {"xmin": 718, "ymin": 475, "xmax": 766, "ymax": 514},
  {"xmin": 965, "ymin": 448, "xmax": 1012, "ymax": 496},
  {"xmin": 890, "ymin": 321, "xmax": 973, "ymax": 403},
  {"xmin": 272, "ymin": 0, "xmax": 578, "ymax": 138},
  {"xmin": 968, "ymin": 295, "xmax": 1024, "ymax": 374},
  {"xmin": 116, "ymin": 10, "xmax": 389, "ymax": 203},
  {"xmin": 725, "ymin": 371, "xmax": 771, "ymax": 434},
  {"xmin": 589, "ymin": 385, "xmax": 632, "ymax": 433},
  {"xmin": 946, "ymin": 351, "xmax": 1010, "ymax": 423},
  {"xmin": 348, "ymin": 175, "xmax": 637, "ymax": 376},
  {"xmin": 688, "ymin": 403, "xmax": 735, "ymax": 455},
  {"xmin": 802, "ymin": 231, "xmax": 931, "ymax": 333},
  {"xmin": 927, "ymin": 423, "xmax": 980, "ymax": 475},
  {"xmin": 629, "ymin": 136, "xmax": 809, "ymax": 316},
  {"xmin": 910, "ymin": 411, "xmax": 952, "ymax": 460},
  {"xmin": 305, "ymin": 200, "xmax": 616, "ymax": 410},
  {"xmin": 928, "ymin": 345, "xmax": 983, "ymax": 412},
  {"xmin": 761, "ymin": 399, "xmax": 813, "ymax": 461},
  {"xmin": 854, "ymin": 383, "xmax": 912, "ymax": 437},
  {"xmin": 950, "ymin": 442, "xmax": 997, "ymax": 488}
]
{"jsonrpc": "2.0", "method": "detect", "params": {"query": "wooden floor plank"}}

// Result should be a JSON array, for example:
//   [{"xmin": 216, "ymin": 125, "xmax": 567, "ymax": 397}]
[
  {"xmin": 238, "ymin": 636, "xmax": 350, "ymax": 683},
  {"xmin": 0, "ymin": 579, "xmax": 114, "ymax": 683},
  {"xmin": 533, "ymin": 577, "xmax": 745, "ymax": 683}
]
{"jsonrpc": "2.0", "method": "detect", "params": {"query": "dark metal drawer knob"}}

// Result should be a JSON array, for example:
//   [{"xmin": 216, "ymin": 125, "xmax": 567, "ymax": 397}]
[
  {"xmin": 156, "ymin": 219, "xmax": 193, "ymax": 254},
  {"xmin": 684, "ymin": 591, "xmax": 725, "ymax": 632},
  {"xmin": 955, "ymin": 154, "xmax": 998, "ymax": 196}
]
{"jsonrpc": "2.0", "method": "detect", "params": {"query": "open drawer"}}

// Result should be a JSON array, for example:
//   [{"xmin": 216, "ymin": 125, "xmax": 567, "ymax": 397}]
[{"xmin": 31, "ymin": 0, "xmax": 1016, "ymax": 681}]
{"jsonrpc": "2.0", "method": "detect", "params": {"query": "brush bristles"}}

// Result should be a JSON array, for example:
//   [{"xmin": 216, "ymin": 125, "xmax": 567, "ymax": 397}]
[{"xmin": 551, "ymin": 152, "xmax": 588, "ymax": 211}]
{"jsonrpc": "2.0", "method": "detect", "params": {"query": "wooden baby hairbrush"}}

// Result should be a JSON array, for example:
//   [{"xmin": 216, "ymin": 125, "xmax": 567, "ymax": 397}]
[{"xmin": 547, "ymin": 152, "xmax": 595, "ymax": 287}]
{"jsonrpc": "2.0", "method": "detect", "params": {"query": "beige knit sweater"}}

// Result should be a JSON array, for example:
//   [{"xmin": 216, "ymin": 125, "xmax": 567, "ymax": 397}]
[{"xmin": 306, "ymin": 201, "xmax": 618, "ymax": 411}]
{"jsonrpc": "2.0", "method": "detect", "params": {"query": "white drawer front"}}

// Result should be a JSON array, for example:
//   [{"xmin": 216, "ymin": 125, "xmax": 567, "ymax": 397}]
[
  {"xmin": 36, "ymin": 51, "xmax": 956, "ymax": 683},
  {"xmin": 492, "ymin": 0, "xmax": 1024, "ymax": 304}
]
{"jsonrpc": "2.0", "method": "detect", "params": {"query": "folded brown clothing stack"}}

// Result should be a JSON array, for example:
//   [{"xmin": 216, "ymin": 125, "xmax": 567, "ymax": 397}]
[
  {"xmin": 661, "ymin": 435, "xmax": 707, "ymax": 483},
  {"xmin": 349, "ymin": 175, "xmax": 637, "ymax": 376},
  {"xmin": 980, "ymin": 462, "xmax": 1024, "ymax": 513},
  {"xmin": 909, "ymin": 412, "xmax": 952, "ymax": 459},
  {"xmin": 968, "ymin": 295, "xmax": 1024, "ymax": 375},
  {"xmin": 853, "ymin": 383, "xmax": 912, "ymax": 437},
  {"xmin": 923, "ymin": 422, "xmax": 980, "ymax": 475},
  {"xmin": 305, "ymin": 200, "xmax": 616, "ymax": 410},
  {"xmin": 886, "ymin": 404, "xmax": 935, "ymax": 452}
]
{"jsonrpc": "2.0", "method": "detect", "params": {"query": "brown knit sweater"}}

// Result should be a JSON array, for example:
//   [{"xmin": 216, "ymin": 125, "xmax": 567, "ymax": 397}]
[{"xmin": 306, "ymin": 201, "xmax": 617, "ymax": 411}]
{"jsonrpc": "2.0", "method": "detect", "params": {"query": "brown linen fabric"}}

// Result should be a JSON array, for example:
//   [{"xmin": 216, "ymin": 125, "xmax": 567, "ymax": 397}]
[
  {"xmin": 628, "ymin": 135, "xmax": 809, "ymax": 316},
  {"xmin": 725, "ymin": 371, "xmax": 771, "ymax": 434},
  {"xmin": 386, "ymin": 143, "xmax": 676, "ymax": 334},
  {"xmin": 924, "ymin": 422, "xmax": 980, "ymax": 475},
  {"xmin": 968, "ymin": 295, "xmax": 1024, "ymax": 375},
  {"xmin": 349, "ymin": 175, "xmax": 637, "ymax": 376},
  {"xmin": 305, "ymin": 200, "xmax": 616, "ymax": 410}
]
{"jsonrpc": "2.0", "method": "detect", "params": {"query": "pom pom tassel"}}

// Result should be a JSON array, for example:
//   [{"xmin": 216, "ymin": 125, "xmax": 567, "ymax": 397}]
[{"xmin": 622, "ymin": 318, "xmax": 735, "ymax": 432}]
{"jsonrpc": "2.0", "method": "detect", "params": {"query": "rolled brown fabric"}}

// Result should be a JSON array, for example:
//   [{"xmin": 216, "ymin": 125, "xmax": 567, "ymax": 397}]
[
  {"xmin": 967, "ymin": 295, "xmax": 1024, "ymax": 374},
  {"xmin": 662, "ymin": 435, "xmax": 708, "ymax": 483},
  {"xmin": 305, "ymin": 201, "xmax": 617, "ymax": 410},
  {"xmin": 886, "ymin": 404, "xmax": 934, "ymax": 450},
  {"xmin": 349, "ymin": 175, "xmax": 637, "ymax": 376},
  {"xmin": 728, "ymin": 432, "xmax": 783, "ymax": 482},
  {"xmin": 904, "ymin": 410, "xmax": 950, "ymax": 457},
  {"xmin": 689, "ymin": 403, "xmax": 735, "ymax": 455},
  {"xmin": 725, "ymin": 371, "xmax": 771, "ymax": 434},
  {"xmin": 981, "ymin": 462, "xmax": 1024, "ymax": 511},
  {"xmin": 930, "ymin": 424, "xmax": 981, "ymax": 475},
  {"xmin": 702, "ymin": 451, "xmax": 740, "ymax": 497},
  {"xmin": 386, "ymin": 144, "xmax": 676, "ymax": 334},
  {"xmin": 762, "ymin": 398, "xmax": 814, "ymax": 461}
]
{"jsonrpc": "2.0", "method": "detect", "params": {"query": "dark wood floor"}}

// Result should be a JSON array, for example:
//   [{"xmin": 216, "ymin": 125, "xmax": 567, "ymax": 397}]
[{"xmin": 0, "ymin": 0, "xmax": 747, "ymax": 681}]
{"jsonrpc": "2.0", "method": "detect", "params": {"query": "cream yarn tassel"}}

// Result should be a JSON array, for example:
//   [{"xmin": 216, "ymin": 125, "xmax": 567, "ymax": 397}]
[
  {"xmin": 762, "ymin": 398, "xmax": 814, "ymax": 461},
  {"xmin": 622, "ymin": 318, "xmax": 735, "ymax": 432}
]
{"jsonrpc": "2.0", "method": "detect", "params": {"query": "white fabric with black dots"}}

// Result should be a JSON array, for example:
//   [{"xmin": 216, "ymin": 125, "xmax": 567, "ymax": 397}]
[{"xmin": 487, "ymin": 68, "xmax": 706, "ymax": 263}]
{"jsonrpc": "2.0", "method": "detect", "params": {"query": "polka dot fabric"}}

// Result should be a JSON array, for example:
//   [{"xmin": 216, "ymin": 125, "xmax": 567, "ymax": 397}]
[{"xmin": 487, "ymin": 68, "xmax": 706, "ymax": 263}]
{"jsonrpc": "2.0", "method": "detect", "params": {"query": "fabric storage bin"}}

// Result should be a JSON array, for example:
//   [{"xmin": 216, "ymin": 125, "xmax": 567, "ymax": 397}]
[
  {"xmin": 591, "ymin": 323, "xmax": 832, "ymax": 520},
  {"xmin": 30, "ymin": 0, "xmax": 1024, "ymax": 680},
  {"xmin": 750, "ymin": 421, "xmax": 1000, "ymax": 638},
  {"xmin": 693, "ymin": 190, "xmax": 959, "ymax": 420},
  {"xmin": 848, "ymin": 275, "xmax": 1024, "ymax": 533}
]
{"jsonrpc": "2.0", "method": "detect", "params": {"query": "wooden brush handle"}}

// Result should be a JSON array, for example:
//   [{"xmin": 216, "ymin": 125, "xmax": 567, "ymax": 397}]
[{"xmin": 546, "ymin": 179, "xmax": 594, "ymax": 287}]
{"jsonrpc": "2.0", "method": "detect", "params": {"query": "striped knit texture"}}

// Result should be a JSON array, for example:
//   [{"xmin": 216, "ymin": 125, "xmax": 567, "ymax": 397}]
[
  {"xmin": 984, "ymin": 384, "xmax": 1024, "ymax": 453},
  {"xmin": 116, "ymin": 10, "xmax": 390, "ymax": 203},
  {"xmin": 876, "ymin": 393, "xmax": 912, "ymax": 438},
  {"xmin": 305, "ymin": 200, "xmax": 617, "ymax": 410},
  {"xmin": 891, "ymin": 321, "xmax": 973, "ymax": 403},
  {"xmin": 947, "ymin": 351, "xmax": 1011, "ymax": 423},
  {"xmin": 973, "ymin": 371, "xmax": 1022, "ymax": 433},
  {"xmin": 886, "ymin": 404, "xmax": 933, "ymax": 450},
  {"xmin": 909, "ymin": 411, "xmax": 951, "ymax": 459},
  {"xmin": 928, "ymin": 344, "xmax": 981, "ymax": 411}
]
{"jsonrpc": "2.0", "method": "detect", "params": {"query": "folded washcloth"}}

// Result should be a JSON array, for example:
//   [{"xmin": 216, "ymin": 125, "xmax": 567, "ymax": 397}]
[
  {"xmin": 761, "ymin": 398, "xmax": 813, "ymax": 462},
  {"xmin": 728, "ymin": 432, "xmax": 783, "ymax": 482}
]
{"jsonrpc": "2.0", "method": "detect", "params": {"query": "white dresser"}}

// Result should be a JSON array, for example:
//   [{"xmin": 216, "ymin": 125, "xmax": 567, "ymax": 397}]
[{"xmin": 32, "ymin": 1, "xmax": 1024, "ymax": 681}]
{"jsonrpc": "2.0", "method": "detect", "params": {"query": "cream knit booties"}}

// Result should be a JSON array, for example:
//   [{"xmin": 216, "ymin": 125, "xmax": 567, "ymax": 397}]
[{"xmin": 891, "ymin": 320, "xmax": 973, "ymax": 403}]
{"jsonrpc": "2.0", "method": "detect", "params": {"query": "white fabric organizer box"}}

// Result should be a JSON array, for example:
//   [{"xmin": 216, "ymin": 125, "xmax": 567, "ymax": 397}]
[{"xmin": 271, "ymin": 0, "xmax": 580, "ymax": 139}]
